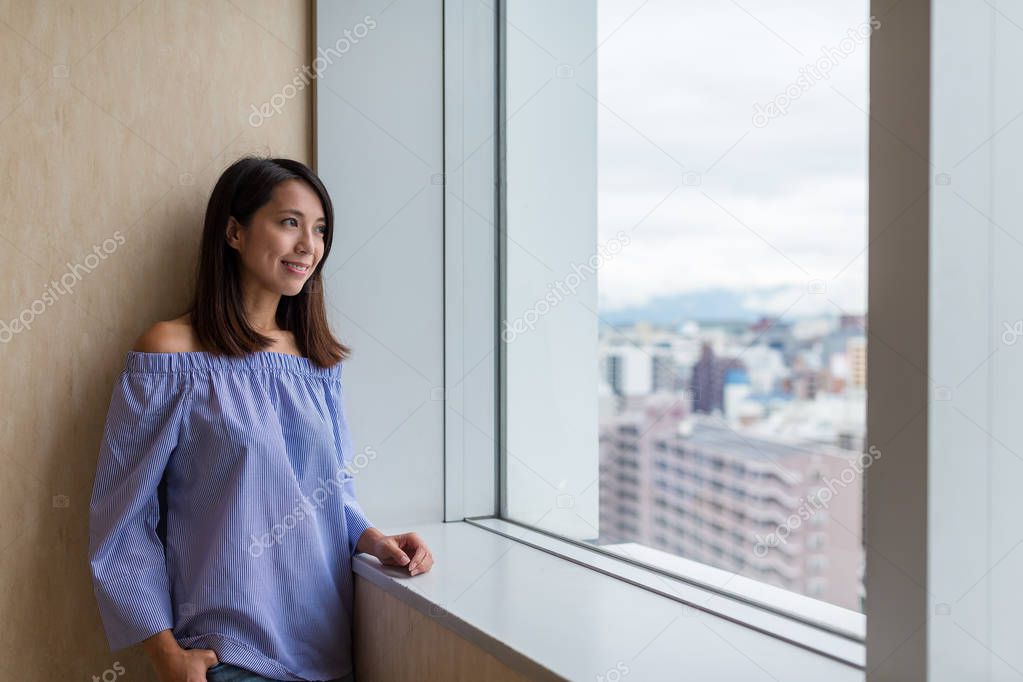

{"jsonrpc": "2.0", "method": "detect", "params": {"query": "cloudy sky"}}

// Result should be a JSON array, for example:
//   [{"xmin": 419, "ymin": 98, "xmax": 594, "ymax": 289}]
[{"xmin": 593, "ymin": 0, "xmax": 871, "ymax": 318}]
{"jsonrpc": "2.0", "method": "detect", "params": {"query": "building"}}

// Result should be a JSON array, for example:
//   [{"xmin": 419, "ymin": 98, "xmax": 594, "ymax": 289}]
[
  {"xmin": 690, "ymin": 342, "xmax": 747, "ymax": 414},
  {"xmin": 599, "ymin": 401, "xmax": 863, "ymax": 611}
]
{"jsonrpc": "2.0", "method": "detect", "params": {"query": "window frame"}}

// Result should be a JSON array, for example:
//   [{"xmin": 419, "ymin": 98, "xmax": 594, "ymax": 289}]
[{"xmin": 442, "ymin": 0, "xmax": 867, "ymax": 667}]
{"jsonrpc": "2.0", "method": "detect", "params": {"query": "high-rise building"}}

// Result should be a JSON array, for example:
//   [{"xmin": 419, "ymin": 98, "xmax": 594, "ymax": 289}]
[
  {"xmin": 599, "ymin": 399, "xmax": 863, "ymax": 611},
  {"xmin": 690, "ymin": 342, "xmax": 746, "ymax": 414},
  {"xmin": 604, "ymin": 345, "xmax": 653, "ymax": 396},
  {"xmin": 847, "ymin": 336, "xmax": 867, "ymax": 390}
]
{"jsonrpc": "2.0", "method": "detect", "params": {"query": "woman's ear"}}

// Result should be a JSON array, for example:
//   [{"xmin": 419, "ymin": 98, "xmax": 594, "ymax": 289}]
[{"xmin": 225, "ymin": 216, "xmax": 241, "ymax": 249}]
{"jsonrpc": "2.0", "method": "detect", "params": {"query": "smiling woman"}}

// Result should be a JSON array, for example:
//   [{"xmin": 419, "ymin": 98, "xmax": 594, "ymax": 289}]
[
  {"xmin": 87, "ymin": 156, "xmax": 434, "ymax": 682},
  {"xmin": 187, "ymin": 156, "xmax": 345, "ymax": 365}
]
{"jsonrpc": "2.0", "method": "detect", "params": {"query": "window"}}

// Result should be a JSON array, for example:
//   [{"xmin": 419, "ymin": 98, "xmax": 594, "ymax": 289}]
[{"xmin": 500, "ymin": 0, "xmax": 870, "ymax": 619}]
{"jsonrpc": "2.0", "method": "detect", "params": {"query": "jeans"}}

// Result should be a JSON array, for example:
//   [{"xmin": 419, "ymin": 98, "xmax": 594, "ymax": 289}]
[{"xmin": 205, "ymin": 662, "xmax": 355, "ymax": 682}]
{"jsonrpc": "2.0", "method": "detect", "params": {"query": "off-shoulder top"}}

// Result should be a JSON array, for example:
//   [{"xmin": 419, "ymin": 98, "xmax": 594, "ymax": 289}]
[{"xmin": 88, "ymin": 350, "xmax": 373, "ymax": 681}]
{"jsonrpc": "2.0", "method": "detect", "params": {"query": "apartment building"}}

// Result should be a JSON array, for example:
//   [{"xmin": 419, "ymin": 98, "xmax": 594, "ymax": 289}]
[{"xmin": 599, "ymin": 396, "xmax": 863, "ymax": 611}]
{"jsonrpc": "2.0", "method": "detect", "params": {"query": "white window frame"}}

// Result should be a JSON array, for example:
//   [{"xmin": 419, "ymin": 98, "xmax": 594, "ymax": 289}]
[
  {"xmin": 442, "ymin": 1, "xmax": 1016, "ymax": 679},
  {"xmin": 441, "ymin": 0, "xmax": 866, "ymax": 668}
]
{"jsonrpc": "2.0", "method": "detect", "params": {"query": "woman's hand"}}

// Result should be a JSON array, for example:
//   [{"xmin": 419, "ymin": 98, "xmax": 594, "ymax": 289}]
[
  {"xmin": 156, "ymin": 648, "xmax": 220, "ymax": 682},
  {"xmin": 143, "ymin": 630, "xmax": 219, "ymax": 682},
  {"xmin": 367, "ymin": 530, "xmax": 435, "ymax": 576}
]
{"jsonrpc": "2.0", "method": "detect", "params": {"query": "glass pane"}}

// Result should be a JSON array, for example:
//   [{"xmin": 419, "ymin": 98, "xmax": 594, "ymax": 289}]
[{"xmin": 503, "ymin": 0, "xmax": 870, "ymax": 614}]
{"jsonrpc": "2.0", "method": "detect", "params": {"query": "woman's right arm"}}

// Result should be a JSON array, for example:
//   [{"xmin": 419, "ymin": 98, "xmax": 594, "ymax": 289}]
[{"xmin": 88, "ymin": 327, "xmax": 216, "ymax": 681}]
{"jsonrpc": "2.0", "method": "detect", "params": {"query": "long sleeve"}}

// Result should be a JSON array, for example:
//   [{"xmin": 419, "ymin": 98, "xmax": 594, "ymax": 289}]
[
  {"xmin": 343, "ymin": 478, "xmax": 374, "ymax": 558},
  {"xmin": 332, "ymin": 377, "xmax": 374, "ymax": 557},
  {"xmin": 88, "ymin": 367, "xmax": 191, "ymax": 651}
]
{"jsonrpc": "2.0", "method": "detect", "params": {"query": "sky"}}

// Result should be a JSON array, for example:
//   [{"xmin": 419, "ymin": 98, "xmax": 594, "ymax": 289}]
[{"xmin": 592, "ymin": 0, "xmax": 872, "ymax": 318}]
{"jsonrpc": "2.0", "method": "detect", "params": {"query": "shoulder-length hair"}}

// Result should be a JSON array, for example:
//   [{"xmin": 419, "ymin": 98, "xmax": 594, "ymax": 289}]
[{"xmin": 185, "ymin": 155, "xmax": 351, "ymax": 367}]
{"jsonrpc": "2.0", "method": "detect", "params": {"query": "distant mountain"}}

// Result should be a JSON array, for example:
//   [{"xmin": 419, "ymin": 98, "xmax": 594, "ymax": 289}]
[{"xmin": 598, "ymin": 287, "xmax": 789, "ymax": 326}]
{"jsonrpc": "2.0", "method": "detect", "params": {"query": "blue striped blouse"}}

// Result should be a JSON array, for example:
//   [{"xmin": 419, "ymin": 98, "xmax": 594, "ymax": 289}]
[{"xmin": 88, "ymin": 350, "xmax": 374, "ymax": 681}]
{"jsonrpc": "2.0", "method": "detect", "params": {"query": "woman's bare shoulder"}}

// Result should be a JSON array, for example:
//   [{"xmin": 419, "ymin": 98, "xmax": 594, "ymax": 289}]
[{"xmin": 132, "ymin": 314, "xmax": 201, "ymax": 353}]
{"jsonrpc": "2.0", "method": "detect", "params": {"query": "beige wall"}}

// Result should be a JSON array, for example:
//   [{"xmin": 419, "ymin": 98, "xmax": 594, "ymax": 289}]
[{"xmin": 0, "ymin": 2, "xmax": 311, "ymax": 679}]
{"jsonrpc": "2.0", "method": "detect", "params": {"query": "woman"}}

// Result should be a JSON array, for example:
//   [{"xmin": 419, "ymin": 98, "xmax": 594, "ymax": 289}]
[{"xmin": 88, "ymin": 156, "xmax": 434, "ymax": 682}]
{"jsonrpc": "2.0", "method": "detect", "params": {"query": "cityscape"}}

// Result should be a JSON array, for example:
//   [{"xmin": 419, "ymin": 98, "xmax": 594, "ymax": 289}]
[{"xmin": 595, "ymin": 312, "xmax": 867, "ymax": 612}]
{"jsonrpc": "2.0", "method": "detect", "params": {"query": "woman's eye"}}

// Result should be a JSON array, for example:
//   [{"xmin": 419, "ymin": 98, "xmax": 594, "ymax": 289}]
[
  {"xmin": 316, "ymin": 225, "xmax": 327, "ymax": 235},
  {"xmin": 283, "ymin": 218, "xmax": 298, "ymax": 226}
]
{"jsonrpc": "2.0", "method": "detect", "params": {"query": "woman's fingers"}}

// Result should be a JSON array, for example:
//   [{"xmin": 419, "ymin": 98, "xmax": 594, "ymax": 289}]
[
  {"xmin": 385, "ymin": 532, "xmax": 433, "ymax": 575},
  {"xmin": 408, "ymin": 542, "xmax": 429, "ymax": 574},
  {"xmin": 379, "ymin": 536, "xmax": 407, "ymax": 566}
]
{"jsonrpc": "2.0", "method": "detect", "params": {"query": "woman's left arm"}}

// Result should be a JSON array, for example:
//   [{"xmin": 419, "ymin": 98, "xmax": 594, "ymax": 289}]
[{"xmin": 331, "ymin": 380, "xmax": 434, "ymax": 576}]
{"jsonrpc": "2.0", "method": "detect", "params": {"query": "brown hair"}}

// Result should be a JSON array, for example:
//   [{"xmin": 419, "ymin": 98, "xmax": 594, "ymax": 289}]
[{"xmin": 185, "ymin": 155, "xmax": 351, "ymax": 367}]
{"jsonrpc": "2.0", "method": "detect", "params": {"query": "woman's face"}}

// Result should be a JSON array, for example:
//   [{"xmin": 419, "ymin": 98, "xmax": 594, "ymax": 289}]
[{"xmin": 227, "ymin": 179, "xmax": 327, "ymax": 298}]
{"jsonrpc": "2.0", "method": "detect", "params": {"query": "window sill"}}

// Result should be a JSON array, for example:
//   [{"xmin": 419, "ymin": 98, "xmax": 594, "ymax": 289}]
[{"xmin": 353, "ymin": 520, "xmax": 864, "ymax": 681}]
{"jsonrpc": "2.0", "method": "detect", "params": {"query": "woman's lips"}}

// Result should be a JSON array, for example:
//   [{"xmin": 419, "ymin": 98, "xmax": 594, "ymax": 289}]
[{"xmin": 282, "ymin": 260, "xmax": 310, "ymax": 275}]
